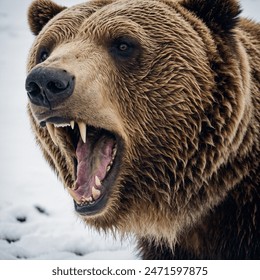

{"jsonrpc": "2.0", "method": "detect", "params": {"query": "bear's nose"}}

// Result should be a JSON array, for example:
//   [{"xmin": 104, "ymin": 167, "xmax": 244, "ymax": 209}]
[{"xmin": 25, "ymin": 67, "xmax": 75, "ymax": 109}]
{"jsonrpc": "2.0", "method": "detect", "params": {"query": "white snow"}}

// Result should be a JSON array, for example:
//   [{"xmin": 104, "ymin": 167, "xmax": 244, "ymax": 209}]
[{"xmin": 0, "ymin": 0, "xmax": 259, "ymax": 260}]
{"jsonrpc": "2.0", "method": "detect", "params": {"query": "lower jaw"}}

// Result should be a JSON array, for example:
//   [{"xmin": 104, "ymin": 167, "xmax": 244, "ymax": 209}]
[
  {"xmin": 73, "ymin": 198, "xmax": 107, "ymax": 216},
  {"xmin": 72, "ymin": 161, "xmax": 117, "ymax": 216}
]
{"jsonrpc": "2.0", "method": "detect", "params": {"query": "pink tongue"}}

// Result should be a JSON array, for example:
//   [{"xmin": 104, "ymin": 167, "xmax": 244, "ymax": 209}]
[{"xmin": 72, "ymin": 137, "xmax": 114, "ymax": 201}]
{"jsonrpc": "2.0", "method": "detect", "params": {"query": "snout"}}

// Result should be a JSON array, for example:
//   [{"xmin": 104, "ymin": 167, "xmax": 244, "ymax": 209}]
[{"xmin": 25, "ymin": 67, "xmax": 75, "ymax": 109}]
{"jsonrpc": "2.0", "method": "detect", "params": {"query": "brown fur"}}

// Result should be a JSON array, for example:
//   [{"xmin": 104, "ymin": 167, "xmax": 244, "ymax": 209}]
[{"xmin": 26, "ymin": 0, "xmax": 260, "ymax": 259}]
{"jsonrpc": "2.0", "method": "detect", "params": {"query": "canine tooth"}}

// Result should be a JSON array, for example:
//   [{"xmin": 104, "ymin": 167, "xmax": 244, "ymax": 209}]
[
  {"xmin": 70, "ymin": 121, "xmax": 75, "ymax": 129},
  {"xmin": 106, "ymin": 165, "xmax": 111, "ymax": 173},
  {"xmin": 46, "ymin": 123, "xmax": 58, "ymax": 146},
  {"xmin": 78, "ymin": 122, "xmax": 86, "ymax": 143},
  {"xmin": 92, "ymin": 186, "xmax": 101, "ymax": 200},
  {"xmin": 95, "ymin": 176, "xmax": 101, "ymax": 187}
]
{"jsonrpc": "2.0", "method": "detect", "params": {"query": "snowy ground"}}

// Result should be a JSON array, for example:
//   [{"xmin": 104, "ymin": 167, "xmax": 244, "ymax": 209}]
[{"xmin": 0, "ymin": 0, "xmax": 259, "ymax": 260}]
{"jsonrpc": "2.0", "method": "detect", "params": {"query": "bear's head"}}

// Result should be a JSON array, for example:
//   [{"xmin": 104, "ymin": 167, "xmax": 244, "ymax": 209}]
[{"xmin": 26, "ymin": 0, "xmax": 249, "ymax": 243}]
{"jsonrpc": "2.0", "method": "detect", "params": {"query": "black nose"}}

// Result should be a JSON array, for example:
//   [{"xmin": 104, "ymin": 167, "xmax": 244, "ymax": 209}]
[{"xmin": 25, "ymin": 67, "xmax": 75, "ymax": 109}]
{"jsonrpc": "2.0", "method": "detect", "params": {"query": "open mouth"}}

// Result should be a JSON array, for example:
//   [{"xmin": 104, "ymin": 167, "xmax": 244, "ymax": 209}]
[{"xmin": 41, "ymin": 117, "xmax": 123, "ymax": 216}]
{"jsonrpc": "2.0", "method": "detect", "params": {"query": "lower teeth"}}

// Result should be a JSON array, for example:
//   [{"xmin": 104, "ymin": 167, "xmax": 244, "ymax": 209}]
[{"xmin": 81, "ymin": 200, "xmax": 95, "ymax": 206}]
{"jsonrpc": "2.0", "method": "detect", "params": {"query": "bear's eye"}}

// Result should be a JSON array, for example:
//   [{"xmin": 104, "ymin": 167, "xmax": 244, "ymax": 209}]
[
  {"xmin": 118, "ymin": 43, "xmax": 129, "ymax": 52},
  {"xmin": 116, "ymin": 41, "xmax": 133, "ymax": 57},
  {"xmin": 110, "ymin": 37, "xmax": 137, "ymax": 59},
  {"xmin": 36, "ymin": 47, "xmax": 50, "ymax": 64},
  {"xmin": 40, "ymin": 50, "xmax": 49, "ymax": 63}
]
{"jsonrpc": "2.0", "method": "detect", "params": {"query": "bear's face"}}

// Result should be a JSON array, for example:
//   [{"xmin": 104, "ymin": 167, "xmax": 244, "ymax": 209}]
[{"xmin": 26, "ymin": 0, "xmax": 244, "ymax": 240}]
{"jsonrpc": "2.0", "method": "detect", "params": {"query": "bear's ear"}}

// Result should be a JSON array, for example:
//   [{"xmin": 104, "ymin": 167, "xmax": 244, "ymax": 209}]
[
  {"xmin": 28, "ymin": 0, "xmax": 66, "ymax": 35},
  {"xmin": 181, "ymin": 0, "xmax": 241, "ymax": 34}
]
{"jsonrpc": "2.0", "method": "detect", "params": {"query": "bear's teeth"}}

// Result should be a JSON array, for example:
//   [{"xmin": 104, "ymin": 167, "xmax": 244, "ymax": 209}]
[
  {"xmin": 112, "ymin": 144, "xmax": 117, "ymax": 159},
  {"xmin": 95, "ymin": 176, "xmax": 101, "ymax": 187},
  {"xmin": 80, "ymin": 196, "xmax": 93, "ymax": 206},
  {"xmin": 53, "ymin": 123, "xmax": 71, "ymax": 128},
  {"xmin": 105, "ymin": 145, "xmax": 117, "ymax": 174},
  {"xmin": 46, "ymin": 123, "xmax": 58, "ymax": 146},
  {"xmin": 86, "ymin": 196, "xmax": 93, "ymax": 202},
  {"xmin": 70, "ymin": 120, "xmax": 75, "ymax": 129},
  {"xmin": 92, "ymin": 186, "xmax": 101, "ymax": 200},
  {"xmin": 78, "ymin": 122, "xmax": 86, "ymax": 143}
]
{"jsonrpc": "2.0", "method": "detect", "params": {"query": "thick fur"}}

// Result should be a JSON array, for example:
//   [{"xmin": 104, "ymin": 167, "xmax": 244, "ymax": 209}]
[
  {"xmin": 182, "ymin": 0, "xmax": 241, "ymax": 33},
  {"xmin": 26, "ymin": 0, "xmax": 260, "ymax": 259}
]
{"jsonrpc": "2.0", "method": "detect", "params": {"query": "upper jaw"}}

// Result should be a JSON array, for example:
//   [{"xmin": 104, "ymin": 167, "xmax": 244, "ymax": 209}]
[{"xmin": 41, "ymin": 117, "xmax": 87, "ymax": 146}]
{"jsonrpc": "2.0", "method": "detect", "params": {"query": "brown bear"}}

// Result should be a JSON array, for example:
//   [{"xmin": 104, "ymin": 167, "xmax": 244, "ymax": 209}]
[{"xmin": 25, "ymin": 0, "xmax": 259, "ymax": 259}]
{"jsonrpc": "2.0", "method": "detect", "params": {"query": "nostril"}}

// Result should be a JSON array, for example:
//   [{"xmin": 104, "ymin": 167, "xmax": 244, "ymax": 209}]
[
  {"xmin": 46, "ymin": 80, "xmax": 69, "ymax": 94},
  {"xmin": 27, "ymin": 82, "xmax": 42, "ymax": 98},
  {"xmin": 26, "ymin": 81, "xmax": 46, "ymax": 106}
]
